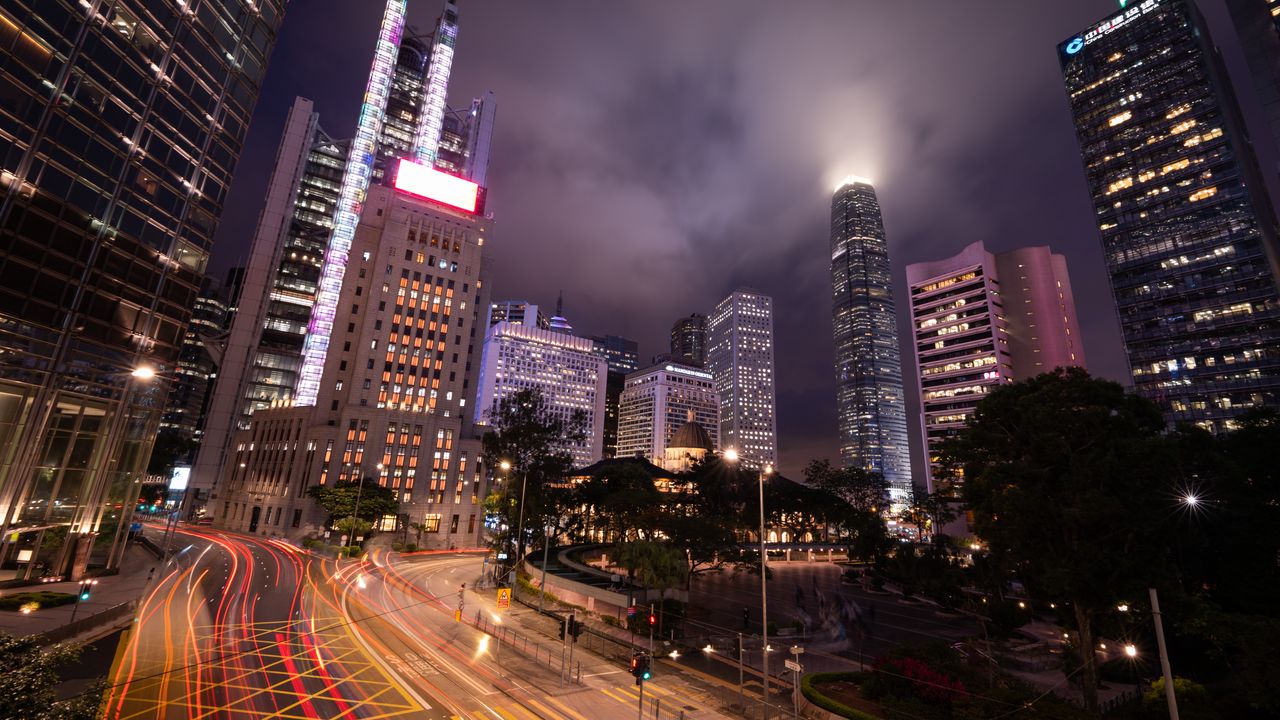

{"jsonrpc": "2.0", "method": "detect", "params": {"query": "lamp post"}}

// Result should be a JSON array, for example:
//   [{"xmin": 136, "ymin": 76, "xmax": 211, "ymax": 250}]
[
  {"xmin": 725, "ymin": 449, "xmax": 774, "ymax": 720},
  {"xmin": 503, "ymin": 460, "xmax": 531, "ymax": 573},
  {"xmin": 346, "ymin": 462, "xmax": 380, "ymax": 549},
  {"xmin": 759, "ymin": 461, "xmax": 774, "ymax": 720}
]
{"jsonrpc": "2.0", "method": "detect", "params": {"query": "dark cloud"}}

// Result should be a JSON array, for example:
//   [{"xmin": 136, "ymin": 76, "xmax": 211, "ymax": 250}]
[{"xmin": 213, "ymin": 1, "xmax": 1248, "ymax": 479}]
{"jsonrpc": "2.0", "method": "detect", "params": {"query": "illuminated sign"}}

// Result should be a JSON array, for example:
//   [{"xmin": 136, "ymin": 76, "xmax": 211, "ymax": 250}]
[
  {"xmin": 663, "ymin": 364, "xmax": 714, "ymax": 380},
  {"xmin": 1067, "ymin": 0, "xmax": 1159, "ymax": 54},
  {"xmin": 169, "ymin": 466, "xmax": 191, "ymax": 492},
  {"xmin": 394, "ymin": 159, "xmax": 479, "ymax": 213}
]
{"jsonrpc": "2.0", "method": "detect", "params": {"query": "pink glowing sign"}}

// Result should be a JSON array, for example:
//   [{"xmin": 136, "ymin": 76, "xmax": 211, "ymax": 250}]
[{"xmin": 393, "ymin": 159, "xmax": 479, "ymax": 213}]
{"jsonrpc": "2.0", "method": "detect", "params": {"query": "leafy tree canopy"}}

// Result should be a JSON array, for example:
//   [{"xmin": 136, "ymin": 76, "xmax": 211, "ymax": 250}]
[
  {"xmin": 307, "ymin": 479, "xmax": 399, "ymax": 529},
  {"xmin": 0, "ymin": 634, "xmax": 102, "ymax": 720},
  {"xmin": 940, "ymin": 367, "xmax": 1182, "ymax": 712}
]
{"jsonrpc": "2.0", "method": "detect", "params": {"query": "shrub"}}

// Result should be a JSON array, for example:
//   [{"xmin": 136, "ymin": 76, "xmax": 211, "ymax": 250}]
[
  {"xmin": 391, "ymin": 542, "xmax": 404, "ymax": 552},
  {"xmin": 801, "ymin": 672, "xmax": 882, "ymax": 720},
  {"xmin": 0, "ymin": 591, "xmax": 77, "ymax": 611},
  {"xmin": 864, "ymin": 656, "xmax": 967, "ymax": 706},
  {"xmin": 404, "ymin": 544, "xmax": 418, "ymax": 552}
]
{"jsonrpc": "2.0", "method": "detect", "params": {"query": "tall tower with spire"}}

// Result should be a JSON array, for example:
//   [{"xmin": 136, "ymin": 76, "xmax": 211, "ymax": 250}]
[{"xmin": 830, "ymin": 177, "xmax": 913, "ymax": 510}]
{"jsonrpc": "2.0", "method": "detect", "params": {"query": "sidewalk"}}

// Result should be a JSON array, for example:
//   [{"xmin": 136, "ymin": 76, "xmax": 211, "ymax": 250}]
[{"xmin": 0, "ymin": 542, "xmax": 156, "ymax": 643}]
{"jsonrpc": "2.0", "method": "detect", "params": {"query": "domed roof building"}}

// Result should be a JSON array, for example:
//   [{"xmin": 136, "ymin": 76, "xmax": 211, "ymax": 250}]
[{"xmin": 662, "ymin": 410, "xmax": 716, "ymax": 473}]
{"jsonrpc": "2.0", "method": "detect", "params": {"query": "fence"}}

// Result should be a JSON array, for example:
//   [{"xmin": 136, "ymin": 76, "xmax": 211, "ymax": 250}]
[
  {"xmin": 39, "ymin": 599, "xmax": 137, "ymax": 645},
  {"xmin": 472, "ymin": 610, "xmax": 585, "ymax": 684}
]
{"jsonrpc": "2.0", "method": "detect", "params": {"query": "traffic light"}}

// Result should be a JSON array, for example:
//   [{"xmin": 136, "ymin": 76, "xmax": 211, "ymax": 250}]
[
  {"xmin": 569, "ymin": 616, "xmax": 583, "ymax": 640},
  {"xmin": 648, "ymin": 611, "xmax": 656, "ymax": 626},
  {"xmin": 629, "ymin": 652, "xmax": 652, "ymax": 683},
  {"xmin": 77, "ymin": 580, "xmax": 93, "ymax": 601},
  {"xmin": 558, "ymin": 616, "xmax": 568, "ymax": 640}
]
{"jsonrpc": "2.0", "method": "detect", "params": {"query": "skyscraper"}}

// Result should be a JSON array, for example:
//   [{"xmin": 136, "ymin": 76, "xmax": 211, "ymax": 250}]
[
  {"xmin": 830, "ymin": 177, "xmax": 913, "ymax": 508},
  {"xmin": 907, "ymin": 242, "xmax": 1086, "ymax": 492},
  {"xmin": 617, "ymin": 363, "xmax": 720, "ymax": 467},
  {"xmin": 588, "ymin": 334, "xmax": 639, "ymax": 458},
  {"xmin": 487, "ymin": 300, "xmax": 550, "ymax": 329},
  {"xmin": 0, "ymin": 1, "xmax": 284, "ymax": 577},
  {"xmin": 218, "ymin": 178, "xmax": 491, "ymax": 547},
  {"xmin": 189, "ymin": 97, "xmax": 345, "ymax": 514},
  {"xmin": 475, "ymin": 322, "xmax": 607, "ymax": 467},
  {"xmin": 1226, "ymin": 0, "xmax": 1280, "ymax": 180},
  {"xmin": 193, "ymin": 1, "xmax": 495, "ymax": 512},
  {"xmin": 157, "ymin": 277, "xmax": 231, "ymax": 467},
  {"xmin": 707, "ymin": 289, "xmax": 777, "ymax": 469},
  {"xmin": 670, "ymin": 313, "xmax": 707, "ymax": 367},
  {"xmin": 1059, "ymin": 0, "xmax": 1280, "ymax": 431}
]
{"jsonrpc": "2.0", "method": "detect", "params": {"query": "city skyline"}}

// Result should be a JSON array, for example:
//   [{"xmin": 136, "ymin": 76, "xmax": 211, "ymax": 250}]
[{"xmin": 203, "ymin": 2, "xmax": 1262, "ymax": 481}]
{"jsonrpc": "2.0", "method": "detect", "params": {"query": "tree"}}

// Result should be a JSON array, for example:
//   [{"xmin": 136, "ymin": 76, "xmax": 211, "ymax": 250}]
[
  {"xmin": 613, "ymin": 540, "xmax": 688, "ymax": 599},
  {"xmin": 802, "ymin": 460, "xmax": 891, "ymax": 560},
  {"xmin": 940, "ymin": 368, "xmax": 1180, "ymax": 713},
  {"xmin": 480, "ymin": 387, "xmax": 585, "ymax": 563},
  {"xmin": 0, "ymin": 634, "xmax": 103, "ymax": 720},
  {"xmin": 307, "ymin": 479, "xmax": 399, "ymax": 530},
  {"xmin": 803, "ymin": 459, "xmax": 889, "ymax": 514}
]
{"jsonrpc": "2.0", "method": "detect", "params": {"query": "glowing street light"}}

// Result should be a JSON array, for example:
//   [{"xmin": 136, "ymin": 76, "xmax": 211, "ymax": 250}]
[
  {"xmin": 723, "ymin": 448, "xmax": 739, "ymax": 462},
  {"xmin": 1124, "ymin": 643, "xmax": 1138, "ymax": 658},
  {"xmin": 130, "ymin": 366, "xmax": 156, "ymax": 379},
  {"xmin": 1182, "ymin": 494, "xmax": 1199, "ymax": 507}
]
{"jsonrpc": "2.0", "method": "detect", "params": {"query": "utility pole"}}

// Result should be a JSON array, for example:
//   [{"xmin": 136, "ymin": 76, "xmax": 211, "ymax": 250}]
[
  {"xmin": 738, "ymin": 632, "xmax": 745, "ymax": 711},
  {"xmin": 1149, "ymin": 587, "xmax": 1181, "ymax": 720}
]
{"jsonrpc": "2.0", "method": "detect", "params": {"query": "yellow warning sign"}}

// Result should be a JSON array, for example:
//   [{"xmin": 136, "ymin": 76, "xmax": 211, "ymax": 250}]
[{"xmin": 496, "ymin": 587, "xmax": 511, "ymax": 610}]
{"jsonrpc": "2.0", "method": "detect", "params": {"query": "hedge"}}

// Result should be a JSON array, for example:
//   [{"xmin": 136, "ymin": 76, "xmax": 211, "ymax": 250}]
[
  {"xmin": 0, "ymin": 591, "xmax": 78, "ymax": 611},
  {"xmin": 801, "ymin": 672, "xmax": 883, "ymax": 720}
]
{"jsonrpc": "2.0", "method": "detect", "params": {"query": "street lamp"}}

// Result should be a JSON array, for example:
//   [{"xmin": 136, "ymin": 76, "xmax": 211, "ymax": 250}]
[
  {"xmin": 725, "ymin": 448, "xmax": 774, "ymax": 720},
  {"xmin": 759, "ymin": 462, "xmax": 773, "ymax": 720},
  {"xmin": 497, "ymin": 460, "xmax": 528, "ymax": 577}
]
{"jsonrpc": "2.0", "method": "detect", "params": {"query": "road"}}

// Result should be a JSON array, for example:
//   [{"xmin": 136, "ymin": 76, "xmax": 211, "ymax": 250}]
[
  {"xmin": 352, "ymin": 550, "xmax": 734, "ymax": 719},
  {"xmin": 99, "ymin": 529, "xmax": 731, "ymax": 719},
  {"xmin": 102, "ymin": 528, "xmax": 428, "ymax": 719}
]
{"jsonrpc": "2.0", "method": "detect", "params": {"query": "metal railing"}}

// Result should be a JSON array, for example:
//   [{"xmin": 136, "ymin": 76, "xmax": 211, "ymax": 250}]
[
  {"xmin": 473, "ymin": 610, "xmax": 584, "ymax": 684},
  {"xmin": 39, "ymin": 599, "xmax": 137, "ymax": 645}
]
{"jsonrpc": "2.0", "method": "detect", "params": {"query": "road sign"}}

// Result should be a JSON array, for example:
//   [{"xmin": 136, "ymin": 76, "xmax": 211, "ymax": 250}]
[
  {"xmin": 496, "ymin": 587, "xmax": 511, "ymax": 610},
  {"xmin": 785, "ymin": 659, "xmax": 803, "ymax": 673},
  {"xmin": 790, "ymin": 645, "xmax": 805, "ymax": 655}
]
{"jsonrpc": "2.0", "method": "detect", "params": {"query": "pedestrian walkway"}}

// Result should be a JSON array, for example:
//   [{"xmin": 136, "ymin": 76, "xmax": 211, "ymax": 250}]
[{"xmin": 0, "ymin": 542, "xmax": 157, "ymax": 643}]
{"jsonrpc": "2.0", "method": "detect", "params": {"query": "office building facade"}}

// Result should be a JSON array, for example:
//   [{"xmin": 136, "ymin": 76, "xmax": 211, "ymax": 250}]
[
  {"xmin": 617, "ymin": 363, "xmax": 720, "ymax": 468},
  {"xmin": 830, "ymin": 177, "xmax": 914, "ymax": 507},
  {"xmin": 218, "ymin": 179, "xmax": 491, "ymax": 548},
  {"xmin": 157, "ymin": 276, "xmax": 230, "ymax": 466},
  {"xmin": 907, "ymin": 242, "xmax": 1085, "ymax": 491},
  {"xmin": 475, "ymin": 322, "xmax": 607, "ymax": 467},
  {"xmin": 0, "ymin": 0, "xmax": 283, "ymax": 577},
  {"xmin": 707, "ymin": 289, "xmax": 777, "ymax": 469},
  {"xmin": 195, "ymin": 0, "xmax": 495, "ymax": 512},
  {"xmin": 487, "ymin": 300, "xmax": 549, "ymax": 330},
  {"xmin": 1226, "ymin": 0, "xmax": 1280, "ymax": 181},
  {"xmin": 670, "ymin": 313, "xmax": 707, "ymax": 367},
  {"xmin": 588, "ymin": 334, "xmax": 639, "ymax": 458},
  {"xmin": 1059, "ymin": 0, "xmax": 1280, "ymax": 431}
]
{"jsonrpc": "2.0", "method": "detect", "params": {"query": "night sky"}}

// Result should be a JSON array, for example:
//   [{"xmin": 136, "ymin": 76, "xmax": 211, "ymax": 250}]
[{"xmin": 210, "ymin": 1, "xmax": 1256, "ymax": 481}]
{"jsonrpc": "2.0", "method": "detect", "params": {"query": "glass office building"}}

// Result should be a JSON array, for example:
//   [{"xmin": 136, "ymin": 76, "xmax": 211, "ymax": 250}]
[
  {"xmin": 1059, "ymin": 0, "xmax": 1280, "ymax": 431},
  {"xmin": 830, "ymin": 177, "xmax": 913, "ymax": 508},
  {"xmin": 0, "ymin": 0, "xmax": 283, "ymax": 577}
]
